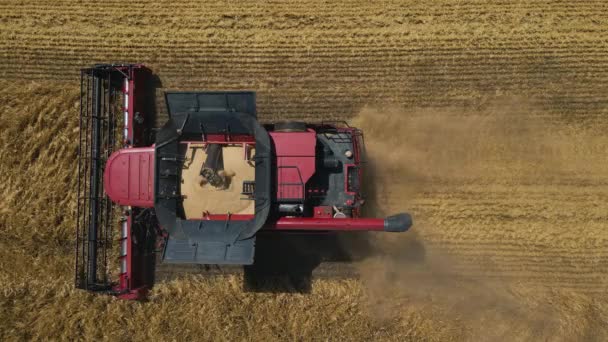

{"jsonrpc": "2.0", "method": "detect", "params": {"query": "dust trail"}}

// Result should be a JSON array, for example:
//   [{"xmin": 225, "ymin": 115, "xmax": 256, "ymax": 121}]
[{"xmin": 344, "ymin": 101, "xmax": 605, "ymax": 340}]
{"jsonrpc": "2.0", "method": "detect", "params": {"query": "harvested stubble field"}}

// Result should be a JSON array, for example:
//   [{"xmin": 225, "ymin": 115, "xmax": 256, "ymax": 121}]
[{"xmin": 1, "ymin": 0, "xmax": 608, "ymax": 340}]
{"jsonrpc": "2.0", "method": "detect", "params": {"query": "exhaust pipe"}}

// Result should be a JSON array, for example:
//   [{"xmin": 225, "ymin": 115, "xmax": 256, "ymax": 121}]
[{"xmin": 383, "ymin": 213, "xmax": 413, "ymax": 232}]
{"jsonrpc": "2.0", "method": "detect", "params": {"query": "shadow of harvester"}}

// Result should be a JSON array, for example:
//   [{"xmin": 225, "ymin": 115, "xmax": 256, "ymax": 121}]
[{"xmin": 243, "ymin": 231, "xmax": 426, "ymax": 293}]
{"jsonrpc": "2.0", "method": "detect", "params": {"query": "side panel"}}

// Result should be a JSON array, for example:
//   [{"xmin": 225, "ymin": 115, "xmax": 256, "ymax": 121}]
[
  {"xmin": 269, "ymin": 130, "xmax": 316, "ymax": 200},
  {"xmin": 104, "ymin": 147, "xmax": 155, "ymax": 208},
  {"xmin": 165, "ymin": 92, "xmax": 256, "ymax": 118},
  {"xmin": 120, "ymin": 65, "xmax": 155, "ymax": 300}
]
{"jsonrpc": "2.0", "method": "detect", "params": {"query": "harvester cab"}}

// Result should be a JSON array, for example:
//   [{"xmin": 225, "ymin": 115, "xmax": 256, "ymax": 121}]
[{"xmin": 75, "ymin": 64, "xmax": 412, "ymax": 299}]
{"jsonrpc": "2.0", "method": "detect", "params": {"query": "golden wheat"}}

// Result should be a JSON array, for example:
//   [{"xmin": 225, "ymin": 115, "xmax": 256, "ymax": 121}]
[{"xmin": 1, "ymin": 0, "xmax": 608, "ymax": 340}]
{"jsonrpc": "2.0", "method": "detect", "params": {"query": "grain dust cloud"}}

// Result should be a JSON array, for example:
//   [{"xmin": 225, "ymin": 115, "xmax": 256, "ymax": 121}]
[{"xmin": 346, "ymin": 101, "xmax": 608, "ymax": 341}]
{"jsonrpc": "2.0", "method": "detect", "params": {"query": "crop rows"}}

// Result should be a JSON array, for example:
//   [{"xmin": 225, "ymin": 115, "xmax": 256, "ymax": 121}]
[{"xmin": 1, "ymin": 0, "xmax": 607, "ymax": 120}]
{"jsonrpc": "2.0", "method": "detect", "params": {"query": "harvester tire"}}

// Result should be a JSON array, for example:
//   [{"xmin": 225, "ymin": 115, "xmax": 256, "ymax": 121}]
[{"xmin": 274, "ymin": 121, "xmax": 307, "ymax": 132}]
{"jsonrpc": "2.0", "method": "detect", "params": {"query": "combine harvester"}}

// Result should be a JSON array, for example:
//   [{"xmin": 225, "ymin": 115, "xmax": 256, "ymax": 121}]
[{"xmin": 75, "ymin": 64, "xmax": 412, "ymax": 299}]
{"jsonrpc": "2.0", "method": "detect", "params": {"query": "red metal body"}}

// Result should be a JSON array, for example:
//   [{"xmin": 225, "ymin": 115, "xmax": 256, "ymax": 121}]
[
  {"xmin": 104, "ymin": 130, "xmax": 386, "ymax": 234},
  {"xmin": 269, "ymin": 129, "xmax": 317, "ymax": 200},
  {"xmin": 104, "ymin": 147, "xmax": 155, "ymax": 208},
  {"xmin": 117, "ymin": 215, "xmax": 144, "ymax": 300},
  {"xmin": 313, "ymin": 206, "xmax": 333, "ymax": 218},
  {"xmin": 270, "ymin": 217, "xmax": 385, "ymax": 231},
  {"xmin": 122, "ymin": 65, "xmax": 148, "ymax": 146},
  {"xmin": 116, "ymin": 65, "xmax": 150, "ymax": 300}
]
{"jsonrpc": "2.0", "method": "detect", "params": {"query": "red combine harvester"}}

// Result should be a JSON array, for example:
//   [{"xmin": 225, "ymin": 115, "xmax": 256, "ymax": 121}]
[{"xmin": 75, "ymin": 64, "xmax": 412, "ymax": 299}]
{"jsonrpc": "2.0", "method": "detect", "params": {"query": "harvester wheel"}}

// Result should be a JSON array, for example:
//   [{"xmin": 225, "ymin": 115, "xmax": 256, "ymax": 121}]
[{"xmin": 274, "ymin": 121, "xmax": 307, "ymax": 132}]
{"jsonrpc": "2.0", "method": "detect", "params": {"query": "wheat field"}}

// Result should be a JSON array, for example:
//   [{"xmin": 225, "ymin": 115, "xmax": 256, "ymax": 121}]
[{"xmin": 1, "ymin": 1, "xmax": 607, "ymax": 341}]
